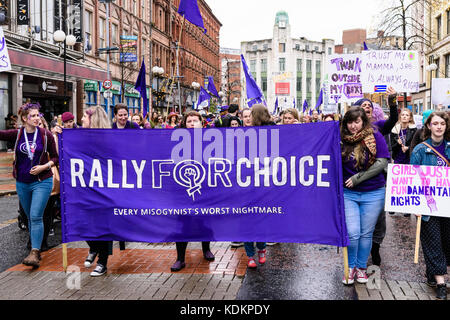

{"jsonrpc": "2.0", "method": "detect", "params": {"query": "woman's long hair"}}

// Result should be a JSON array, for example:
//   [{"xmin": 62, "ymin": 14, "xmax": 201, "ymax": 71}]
[
  {"xmin": 282, "ymin": 108, "xmax": 299, "ymax": 124},
  {"xmin": 421, "ymin": 111, "xmax": 450, "ymax": 141},
  {"xmin": 251, "ymin": 104, "xmax": 272, "ymax": 126},
  {"xmin": 85, "ymin": 106, "xmax": 111, "ymax": 129},
  {"xmin": 341, "ymin": 107, "xmax": 373, "ymax": 168}
]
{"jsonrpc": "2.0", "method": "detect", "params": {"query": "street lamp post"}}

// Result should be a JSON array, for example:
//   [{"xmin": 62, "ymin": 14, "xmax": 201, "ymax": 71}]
[
  {"xmin": 152, "ymin": 66, "xmax": 164, "ymax": 111},
  {"xmin": 191, "ymin": 81, "xmax": 200, "ymax": 109},
  {"xmin": 426, "ymin": 62, "xmax": 438, "ymax": 110},
  {"xmin": 54, "ymin": 30, "xmax": 77, "ymax": 110}
]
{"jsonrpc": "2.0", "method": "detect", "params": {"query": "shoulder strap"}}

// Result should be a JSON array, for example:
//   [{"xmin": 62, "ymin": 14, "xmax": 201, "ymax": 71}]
[{"xmin": 422, "ymin": 142, "xmax": 450, "ymax": 167}]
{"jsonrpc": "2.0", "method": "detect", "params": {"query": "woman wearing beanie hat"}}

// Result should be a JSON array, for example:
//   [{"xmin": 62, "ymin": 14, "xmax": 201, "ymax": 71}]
[
  {"xmin": 61, "ymin": 112, "xmax": 77, "ymax": 129},
  {"xmin": 354, "ymin": 86, "xmax": 399, "ymax": 136}
]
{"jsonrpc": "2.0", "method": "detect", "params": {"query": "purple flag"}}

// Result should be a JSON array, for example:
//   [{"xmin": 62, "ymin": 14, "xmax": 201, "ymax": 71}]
[
  {"xmin": 315, "ymin": 89, "xmax": 323, "ymax": 110},
  {"xmin": 60, "ymin": 123, "xmax": 349, "ymax": 247},
  {"xmin": 241, "ymin": 55, "xmax": 265, "ymax": 106},
  {"xmin": 303, "ymin": 100, "xmax": 308, "ymax": 114},
  {"xmin": 134, "ymin": 59, "xmax": 148, "ymax": 118},
  {"xmin": 196, "ymin": 86, "xmax": 210, "ymax": 110},
  {"xmin": 272, "ymin": 97, "xmax": 279, "ymax": 115},
  {"xmin": 178, "ymin": 0, "xmax": 206, "ymax": 33},
  {"xmin": 363, "ymin": 42, "xmax": 368, "ymax": 50},
  {"xmin": 207, "ymin": 76, "xmax": 219, "ymax": 97}
]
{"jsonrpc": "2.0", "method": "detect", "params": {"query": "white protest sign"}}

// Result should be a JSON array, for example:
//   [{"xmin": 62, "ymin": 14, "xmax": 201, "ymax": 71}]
[
  {"xmin": 0, "ymin": 27, "xmax": 11, "ymax": 72},
  {"xmin": 362, "ymin": 50, "xmax": 419, "ymax": 94},
  {"xmin": 326, "ymin": 54, "xmax": 363, "ymax": 104},
  {"xmin": 385, "ymin": 164, "xmax": 450, "ymax": 217},
  {"xmin": 432, "ymin": 78, "xmax": 450, "ymax": 106}
]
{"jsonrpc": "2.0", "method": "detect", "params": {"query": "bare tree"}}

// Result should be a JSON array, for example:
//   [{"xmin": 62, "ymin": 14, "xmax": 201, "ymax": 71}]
[{"xmin": 375, "ymin": 0, "xmax": 440, "ymax": 51}]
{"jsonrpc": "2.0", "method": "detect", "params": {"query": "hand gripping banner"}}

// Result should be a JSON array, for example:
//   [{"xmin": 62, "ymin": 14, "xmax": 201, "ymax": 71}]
[{"xmin": 60, "ymin": 122, "xmax": 349, "ymax": 247}]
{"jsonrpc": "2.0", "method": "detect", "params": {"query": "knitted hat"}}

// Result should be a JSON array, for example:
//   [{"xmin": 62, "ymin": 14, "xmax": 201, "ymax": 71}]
[
  {"xmin": 61, "ymin": 112, "xmax": 74, "ymax": 123},
  {"xmin": 422, "ymin": 110, "xmax": 433, "ymax": 125},
  {"xmin": 354, "ymin": 98, "xmax": 373, "ymax": 109},
  {"xmin": 372, "ymin": 103, "xmax": 385, "ymax": 122}
]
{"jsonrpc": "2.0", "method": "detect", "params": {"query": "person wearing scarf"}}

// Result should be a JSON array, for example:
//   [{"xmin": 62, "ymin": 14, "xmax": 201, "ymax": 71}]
[
  {"xmin": 341, "ymin": 107, "xmax": 390, "ymax": 286},
  {"xmin": 354, "ymin": 88, "xmax": 399, "ymax": 267}
]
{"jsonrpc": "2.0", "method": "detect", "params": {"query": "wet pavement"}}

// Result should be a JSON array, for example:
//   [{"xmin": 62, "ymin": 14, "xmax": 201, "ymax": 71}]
[
  {"xmin": 0, "ymin": 192, "xmax": 446, "ymax": 300},
  {"xmin": 237, "ymin": 244, "xmax": 356, "ymax": 300}
]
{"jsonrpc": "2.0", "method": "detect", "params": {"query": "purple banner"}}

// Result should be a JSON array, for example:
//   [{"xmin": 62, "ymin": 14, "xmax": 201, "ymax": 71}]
[{"xmin": 60, "ymin": 122, "xmax": 349, "ymax": 247}]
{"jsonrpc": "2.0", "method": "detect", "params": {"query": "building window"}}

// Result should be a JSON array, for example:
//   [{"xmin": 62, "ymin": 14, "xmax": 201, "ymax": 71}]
[
  {"xmin": 296, "ymin": 77, "xmax": 302, "ymax": 92},
  {"xmin": 435, "ymin": 58, "xmax": 440, "ymax": 78},
  {"xmin": 250, "ymin": 60, "xmax": 256, "ymax": 73},
  {"xmin": 437, "ymin": 15, "xmax": 442, "ymax": 40},
  {"xmin": 84, "ymin": 11, "xmax": 92, "ymax": 51},
  {"xmin": 279, "ymin": 43, "xmax": 286, "ymax": 53},
  {"xmin": 315, "ymin": 61, "xmax": 321, "ymax": 74},
  {"xmin": 316, "ymin": 78, "xmax": 321, "ymax": 95},
  {"xmin": 279, "ymin": 58, "xmax": 286, "ymax": 72},
  {"xmin": 99, "ymin": 18, "xmax": 106, "ymax": 50},
  {"xmin": 314, "ymin": 46, "xmax": 319, "ymax": 51},
  {"xmin": 261, "ymin": 77, "xmax": 267, "ymax": 92},
  {"xmin": 447, "ymin": 10, "xmax": 450, "ymax": 35},
  {"xmin": 261, "ymin": 59, "xmax": 267, "ymax": 73},
  {"xmin": 307, "ymin": 60, "xmax": 312, "ymax": 72},
  {"xmin": 295, "ymin": 44, "xmax": 300, "ymax": 50},
  {"xmin": 86, "ymin": 92, "xmax": 97, "ymax": 107},
  {"xmin": 297, "ymin": 59, "xmax": 302, "ymax": 72},
  {"xmin": 263, "ymin": 44, "xmax": 268, "ymax": 50},
  {"xmin": 328, "ymin": 47, "xmax": 332, "ymax": 55},
  {"xmin": 446, "ymin": 54, "xmax": 450, "ymax": 78},
  {"xmin": 252, "ymin": 44, "xmax": 257, "ymax": 51},
  {"xmin": 111, "ymin": 24, "xmax": 118, "ymax": 62},
  {"xmin": 306, "ymin": 78, "xmax": 312, "ymax": 93}
]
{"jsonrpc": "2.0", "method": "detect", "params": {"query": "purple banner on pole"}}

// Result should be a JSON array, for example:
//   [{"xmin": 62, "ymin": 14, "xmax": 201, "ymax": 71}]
[{"xmin": 60, "ymin": 122, "xmax": 349, "ymax": 247}]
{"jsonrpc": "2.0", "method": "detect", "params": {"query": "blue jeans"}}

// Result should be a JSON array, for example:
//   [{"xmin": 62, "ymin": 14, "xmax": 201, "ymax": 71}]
[
  {"xmin": 16, "ymin": 178, "xmax": 53, "ymax": 250},
  {"xmin": 244, "ymin": 242, "xmax": 266, "ymax": 257},
  {"xmin": 344, "ymin": 187, "xmax": 385, "ymax": 269}
]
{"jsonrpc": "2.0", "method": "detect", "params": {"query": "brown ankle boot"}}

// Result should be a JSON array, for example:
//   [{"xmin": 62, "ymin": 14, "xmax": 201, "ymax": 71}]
[{"xmin": 23, "ymin": 249, "xmax": 40, "ymax": 268}]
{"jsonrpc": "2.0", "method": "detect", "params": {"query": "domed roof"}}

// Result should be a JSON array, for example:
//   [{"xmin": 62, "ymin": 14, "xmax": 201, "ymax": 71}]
[{"xmin": 275, "ymin": 11, "xmax": 289, "ymax": 24}]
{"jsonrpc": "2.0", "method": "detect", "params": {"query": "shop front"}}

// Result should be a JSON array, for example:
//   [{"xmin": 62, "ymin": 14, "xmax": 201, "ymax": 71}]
[{"xmin": 22, "ymin": 75, "xmax": 72, "ymax": 122}]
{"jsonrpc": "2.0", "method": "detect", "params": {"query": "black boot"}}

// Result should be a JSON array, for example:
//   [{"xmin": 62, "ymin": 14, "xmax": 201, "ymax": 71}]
[
  {"xmin": 371, "ymin": 242, "xmax": 381, "ymax": 266},
  {"xmin": 436, "ymin": 284, "xmax": 447, "ymax": 300}
]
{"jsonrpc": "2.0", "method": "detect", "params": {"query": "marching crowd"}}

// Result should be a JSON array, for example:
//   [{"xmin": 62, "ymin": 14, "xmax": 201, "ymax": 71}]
[{"xmin": 0, "ymin": 89, "xmax": 449, "ymax": 300}]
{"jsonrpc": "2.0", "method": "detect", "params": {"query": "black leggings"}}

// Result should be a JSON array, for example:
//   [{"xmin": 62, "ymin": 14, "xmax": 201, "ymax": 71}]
[{"xmin": 175, "ymin": 242, "xmax": 211, "ymax": 262}]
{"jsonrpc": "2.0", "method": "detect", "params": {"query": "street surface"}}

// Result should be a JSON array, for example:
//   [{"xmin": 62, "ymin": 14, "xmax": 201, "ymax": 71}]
[{"xmin": 0, "ymin": 193, "xmax": 444, "ymax": 300}]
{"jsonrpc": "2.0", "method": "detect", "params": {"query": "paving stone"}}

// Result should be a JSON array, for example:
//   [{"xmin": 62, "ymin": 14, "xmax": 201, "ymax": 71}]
[{"xmin": 380, "ymin": 290, "xmax": 395, "ymax": 300}]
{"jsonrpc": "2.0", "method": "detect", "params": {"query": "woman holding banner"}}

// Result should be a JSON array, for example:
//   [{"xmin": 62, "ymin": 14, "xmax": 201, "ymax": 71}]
[
  {"xmin": 171, "ymin": 111, "xmax": 216, "ymax": 272},
  {"xmin": 81, "ymin": 106, "xmax": 114, "ymax": 277},
  {"xmin": 410, "ymin": 111, "xmax": 450, "ymax": 300},
  {"xmin": 341, "ymin": 107, "xmax": 390, "ymax": 285},
  {"xmin": 0, "ymin": 103, "xmax": 58, "ymax": 269}
]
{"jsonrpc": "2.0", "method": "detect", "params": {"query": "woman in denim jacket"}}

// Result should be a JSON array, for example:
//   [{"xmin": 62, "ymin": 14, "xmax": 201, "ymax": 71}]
[{"xmin": 410, "ymin": 111, "xmax": 450, "ymax": 300}]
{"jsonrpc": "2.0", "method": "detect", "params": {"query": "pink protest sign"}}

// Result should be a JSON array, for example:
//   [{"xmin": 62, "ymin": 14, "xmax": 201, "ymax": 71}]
[{"xmin": 385, "ymin": 164, "xmax": 450, "ymax": 217}]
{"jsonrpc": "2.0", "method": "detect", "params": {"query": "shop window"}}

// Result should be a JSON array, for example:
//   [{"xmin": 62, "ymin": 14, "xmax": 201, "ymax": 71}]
[{"xmin": 86, "ymin": 92, "xmax": 97, "ymax": 106}]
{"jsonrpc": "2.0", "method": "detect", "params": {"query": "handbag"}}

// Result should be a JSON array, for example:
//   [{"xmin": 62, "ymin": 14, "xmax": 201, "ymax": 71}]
[{"xmin": 421, "ymin": 142, "xmax": 450, "ymax": 167}]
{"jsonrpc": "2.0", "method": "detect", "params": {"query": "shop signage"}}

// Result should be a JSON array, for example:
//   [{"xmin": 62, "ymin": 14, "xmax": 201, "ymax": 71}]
[
  {"xmin": 84, "ymin": 80, "xmax": 98, "ymax": 92},
  {"xmin": 100, "ymin": 80, "xmax": 121, "ymax": 95},
  {"xmin": 17, "ymin": 0, "xmax": 29, "ymax": 25},
  {"xmin": 124, "ymin": 84, "xmax": 140, "ymax": 98},
  {"xmin": 68, "ymin": 0, "xmax": 83, "ymax": 42},
  {"xmin": 120, "ymin": 35, "xmax": 137, "ymax": 63}
]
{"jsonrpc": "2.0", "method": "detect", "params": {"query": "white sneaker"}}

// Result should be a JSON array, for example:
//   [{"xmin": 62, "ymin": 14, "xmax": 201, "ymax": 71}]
[
  {"xmin": 356, "ymin": 268, "xmax": 369, "ymax": 284},
  {"xmin": 230, "ymin": 242, "xmax": 244, "ymax": 248},
  {"xmin": 84, "ymin": 252, "xmax": 97, "ymax": 268},
  {"xmin": 90, "ymin": 264, "xmax": 107, "ymax": 277},
  {"xmin": 342, "ymin": 267, "xmax": 356, "ymax": 285}
]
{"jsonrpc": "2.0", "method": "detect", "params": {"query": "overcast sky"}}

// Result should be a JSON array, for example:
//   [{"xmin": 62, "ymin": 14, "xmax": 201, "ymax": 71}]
[{"xmin": 205, "ymin": 0, "xmax": 391, "ymax": 49}]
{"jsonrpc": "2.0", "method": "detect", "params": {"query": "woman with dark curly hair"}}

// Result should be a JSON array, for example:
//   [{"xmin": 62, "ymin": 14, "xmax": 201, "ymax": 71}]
[{"xmin": 341, "ymin": 107, "xmax": 390, "ymax": 285}]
